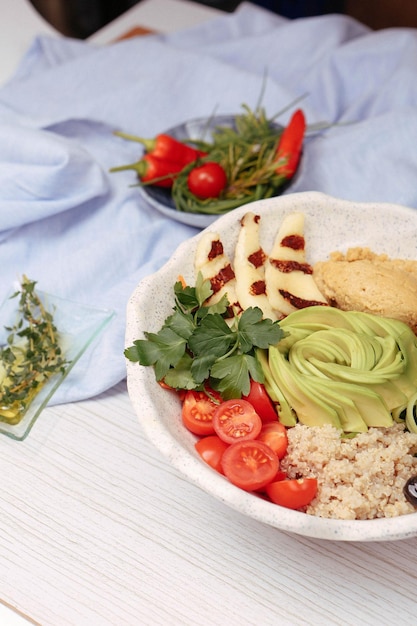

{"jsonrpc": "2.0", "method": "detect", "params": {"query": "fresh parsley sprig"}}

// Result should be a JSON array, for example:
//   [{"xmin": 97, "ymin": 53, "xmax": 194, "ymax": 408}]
[{"xmin": 125, "ymin": 274, "xmax": 284, "ymax": 399}]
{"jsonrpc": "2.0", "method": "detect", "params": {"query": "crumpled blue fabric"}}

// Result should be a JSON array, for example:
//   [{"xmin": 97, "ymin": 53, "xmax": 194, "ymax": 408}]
[{"xmin": 1, "ymin": 2, "xmax": 417, "ymax": 404}]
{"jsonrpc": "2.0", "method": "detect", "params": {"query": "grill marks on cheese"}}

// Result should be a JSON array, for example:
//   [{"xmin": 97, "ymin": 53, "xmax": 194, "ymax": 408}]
[
  {"xmin": 194, "ymin": 211, "xmax": 327, "ymax": 319},
  {"xmin": 194, "ymin": 231, "xmax": 241, "ymax": 313},
  {"xmin": 265, "ymin": 212, "xmax": 328, "ymax": 316},
  {"xmin": 234, "ymin": 213, "xmax": 277, "ymax": 319}
]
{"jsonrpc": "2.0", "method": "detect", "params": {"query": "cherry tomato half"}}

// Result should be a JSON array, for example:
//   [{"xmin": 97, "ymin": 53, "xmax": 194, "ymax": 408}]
[
  {"xmin": 213, "ymin": 399, "xmax": 262, "ymax": 444},
  {"xmin": 158, "ymin": 380, "xmax": 186, "ymax": 402},
  {"xmin": 221, "ymin": 440, "xmax": 279, "ymax": 491},
  {"xmin": 265, "ymin": 478, "xmax": 318, "ymax": 510},
  {"xmin": 243, "ymin": 380, "xmax": 278, "ymax": 423},
  {"xmin": 195, "ymin": 435, "xmax": 229, "ymax": 474},
  {"xmin": 273, "ymin": 470, "xmax": 288, "ymax": 482},
  {"xmin": 181, "ymin": 390, "xmax": 221, "ymax": 436},
  {"xmin": 187, "ymin": 162, "xmax": 228, "ymax": 199},
  {"xmin": 257, "ymin": 422, "xmax": 288, "ymax": 460}
]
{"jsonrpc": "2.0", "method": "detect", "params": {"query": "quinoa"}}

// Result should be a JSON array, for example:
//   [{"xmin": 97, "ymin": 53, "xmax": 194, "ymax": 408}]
[{"xmin": 280, "ymin": 423, "xmax": 417, "ymax": 520}]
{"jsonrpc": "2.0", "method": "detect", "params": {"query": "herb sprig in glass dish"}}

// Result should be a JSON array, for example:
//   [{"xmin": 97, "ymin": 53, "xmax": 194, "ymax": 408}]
[{"xmin": 0, "ymin": 276, "xmax": 68, "ymax": 426}]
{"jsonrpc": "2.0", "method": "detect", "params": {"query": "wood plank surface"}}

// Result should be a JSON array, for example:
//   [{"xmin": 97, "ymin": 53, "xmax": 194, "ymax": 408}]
[{"xmin": 0, "ymin": 380, "xmax": 416, "ymax": 625}]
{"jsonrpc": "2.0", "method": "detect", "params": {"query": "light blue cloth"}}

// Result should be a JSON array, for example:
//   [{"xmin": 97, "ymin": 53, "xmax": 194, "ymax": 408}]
[{"xmin": 1, "ymin": 3, "xmax": 417, "ymax": 404}]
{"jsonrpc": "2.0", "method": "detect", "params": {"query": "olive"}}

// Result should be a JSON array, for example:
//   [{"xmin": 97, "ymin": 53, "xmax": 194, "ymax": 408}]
[{"xmin": 403, "ymin": 476, "xmax": 417, "ymax": 507}]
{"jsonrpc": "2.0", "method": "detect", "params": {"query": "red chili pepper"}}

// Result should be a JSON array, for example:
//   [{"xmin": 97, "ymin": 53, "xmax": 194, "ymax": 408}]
[
  {"xmin": 109, "ymin": 153, "xmax": 183, "ymax": 188},
  {"xmin": 274, "ymin": 109, "xmax": 306, "ymax": 179},
  {"xmin": 114, "ymin": 131, "xmax": 207, "ymax": 166}
]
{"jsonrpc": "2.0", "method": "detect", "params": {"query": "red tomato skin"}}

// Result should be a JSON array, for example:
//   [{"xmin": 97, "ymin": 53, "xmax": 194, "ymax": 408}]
[
  {"xmin": 195, "ymin": 435, "xmax": 229, "ymax": 474},
  {"xmin": 256, "ymin": 469, "xmax": 287, "ymax": 494},
  {"xmin": 265, "ymin": 478, "xmax": 318, "ymax": 510},
  {"xmin": 213, "ymin": 399, "xmax": 262, "ymax": 444},
  {"xmin": 158, "ymin": 380, "xmax": 186, "ymax": 402},
  {"xmin": 177, "ymin": 389, "xmax": 187, "ymax": 403},
  {"xmin": 257, "ymin": 422, "xmax": 288, "ymax": 460},
  {"xmin": 187, "ymin": 162, "xmax": 228, "ymax": 199},
  {"xmin": 221, "ymin": 440, "xmax": 279, "ymax": 491},
  {"xmin": 272, "ymin": 470, "xmax": 287, "ymax": 482},
  {"xmin": 181, "ymin": 390, "xmax": 221, "ymax": 436},
  {"xmin": 243, "ymin": 380, "xmax": 278, "ymax": 423}
]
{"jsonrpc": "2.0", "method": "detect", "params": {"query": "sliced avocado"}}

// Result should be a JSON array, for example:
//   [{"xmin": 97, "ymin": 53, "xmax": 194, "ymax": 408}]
[
  {"xmin": 405, "ymin": 392, "xmax": 417, "ymax": 434},
  {"xmin": 329, "ymin": 380, "xmax": 393, "ymax": 428},
  {"xmin": 257, "ymin": 349, "xmax": 297, "ymax": 427},
  {"xmin": 367, "ymin": 380, "xmax": 407, "ymax": 412},
  {"xmin": 303, "ymin": 375, "xmax": 369, "ymax": 433},
  {"xmin": 280, "ymin": 306, "xmax": 356, "ymax": 332},
  {"xmin": 268, "ymin": 346, "xmax": 343, "ymax": 429},
  {"xmin": 261, "ymin": 306, "xmax": 417, "ymax": 435}
]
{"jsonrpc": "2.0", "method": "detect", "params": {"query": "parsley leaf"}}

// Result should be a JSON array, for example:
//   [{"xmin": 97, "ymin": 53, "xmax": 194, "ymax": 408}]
[
  {"xmin": 164, "ymin": 310, "xmax": 195, "ymax": 340},
  {"xmin": 191, "ymin": 352, "xmax": 219, "ymax": 384},
  {"xmin": 188, "ymin": 314, "xmax": 234, "ymax": 357},
  {"xmin": 237, "ymin": 307, "xmax": 283, "ymax": 351},
  {"xmin": 163, "ymin": 353, "xmax": 197, "ymax": 390},
  {"xmin": 125, "ymin": 274, "xmax": 284, "ymax": 398},
  {"xmin": 210, "ymin": 354, "xmax": 251, "ymax": 398},
  {"xmin": 127, "ymin": 326, "xmax": 187, "ymax": 380}
]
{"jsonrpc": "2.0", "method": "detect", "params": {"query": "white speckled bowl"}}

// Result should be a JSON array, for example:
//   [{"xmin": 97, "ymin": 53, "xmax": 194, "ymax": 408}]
[{"xmin": 125, "ymin": 191, "xmax": 417, "ymax": 541}]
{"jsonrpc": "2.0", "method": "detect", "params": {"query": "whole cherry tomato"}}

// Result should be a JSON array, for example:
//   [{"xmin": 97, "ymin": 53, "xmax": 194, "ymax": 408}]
[
  {"xmin": 187, "ymin": 162, "xmax": 228, "ymax": 199},
  {"xmin": 257, "ymin": 422, "xmax": 288, "ymax": 460},
  {"xmin": 243, "ymin": 380, "xmax": 278, "ymax": 423},
  {"xmin": 195, "ymin": 435, "xmax": 229, "ymax": 474},
  {"xmin": 265, "ymin": 478, "xmax": 318, "ymax": 510}
]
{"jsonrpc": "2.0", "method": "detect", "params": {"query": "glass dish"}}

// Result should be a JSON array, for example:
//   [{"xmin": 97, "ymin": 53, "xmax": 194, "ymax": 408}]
[{"xmin": 0, "ymin": 288, "xmax": 114, "ymax": 440}]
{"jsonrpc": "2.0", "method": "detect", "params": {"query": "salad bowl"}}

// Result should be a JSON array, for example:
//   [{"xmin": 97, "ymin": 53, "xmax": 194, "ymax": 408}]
[{"xmin": 125, "ymin": 191, "xmax": 417, "ymax": 541}]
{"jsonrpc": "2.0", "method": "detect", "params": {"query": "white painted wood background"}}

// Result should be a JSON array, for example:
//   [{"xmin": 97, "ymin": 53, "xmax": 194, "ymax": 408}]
[{"xmin": 0, "ymin": 379, "xmax": 416, "ymax": 626}]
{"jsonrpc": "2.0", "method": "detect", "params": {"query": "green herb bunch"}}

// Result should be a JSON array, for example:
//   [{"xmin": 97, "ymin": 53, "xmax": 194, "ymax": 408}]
[
  {"xmin": 0, "ymin": 276, "xmax": 67, "ymax": 424},
  {"xmin": 171, "ymin": 105, "xmax": 289, "ymax": 216},
  {"xmin": 124, "ymin": 274, "xmax": 284, "ymax": 399}
]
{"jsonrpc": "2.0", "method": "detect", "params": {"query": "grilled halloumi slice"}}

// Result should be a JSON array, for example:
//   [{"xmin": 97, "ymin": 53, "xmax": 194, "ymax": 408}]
[
  {"xmin": 234, "ymin": 212, "xmax": 277, "ymax": 320},
  {"xmin": 194, "ymin": 231, "xmax": 240, "ymax": 311},
  {"xmin": 265, "ymin": 212, "xmax": 327, "ymax": 316}
]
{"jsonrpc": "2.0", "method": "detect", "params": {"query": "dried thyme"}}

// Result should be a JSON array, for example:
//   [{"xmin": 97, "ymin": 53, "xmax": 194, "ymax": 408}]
[{"xmin": 0, "ymin": 276, "xmax": 67, "ymax": 424}]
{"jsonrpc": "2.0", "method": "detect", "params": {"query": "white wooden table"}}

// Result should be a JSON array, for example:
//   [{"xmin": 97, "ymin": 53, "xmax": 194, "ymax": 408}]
[{"xmin": 1, "ymin": 2, "xmax": 417, "ymax": 625}]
